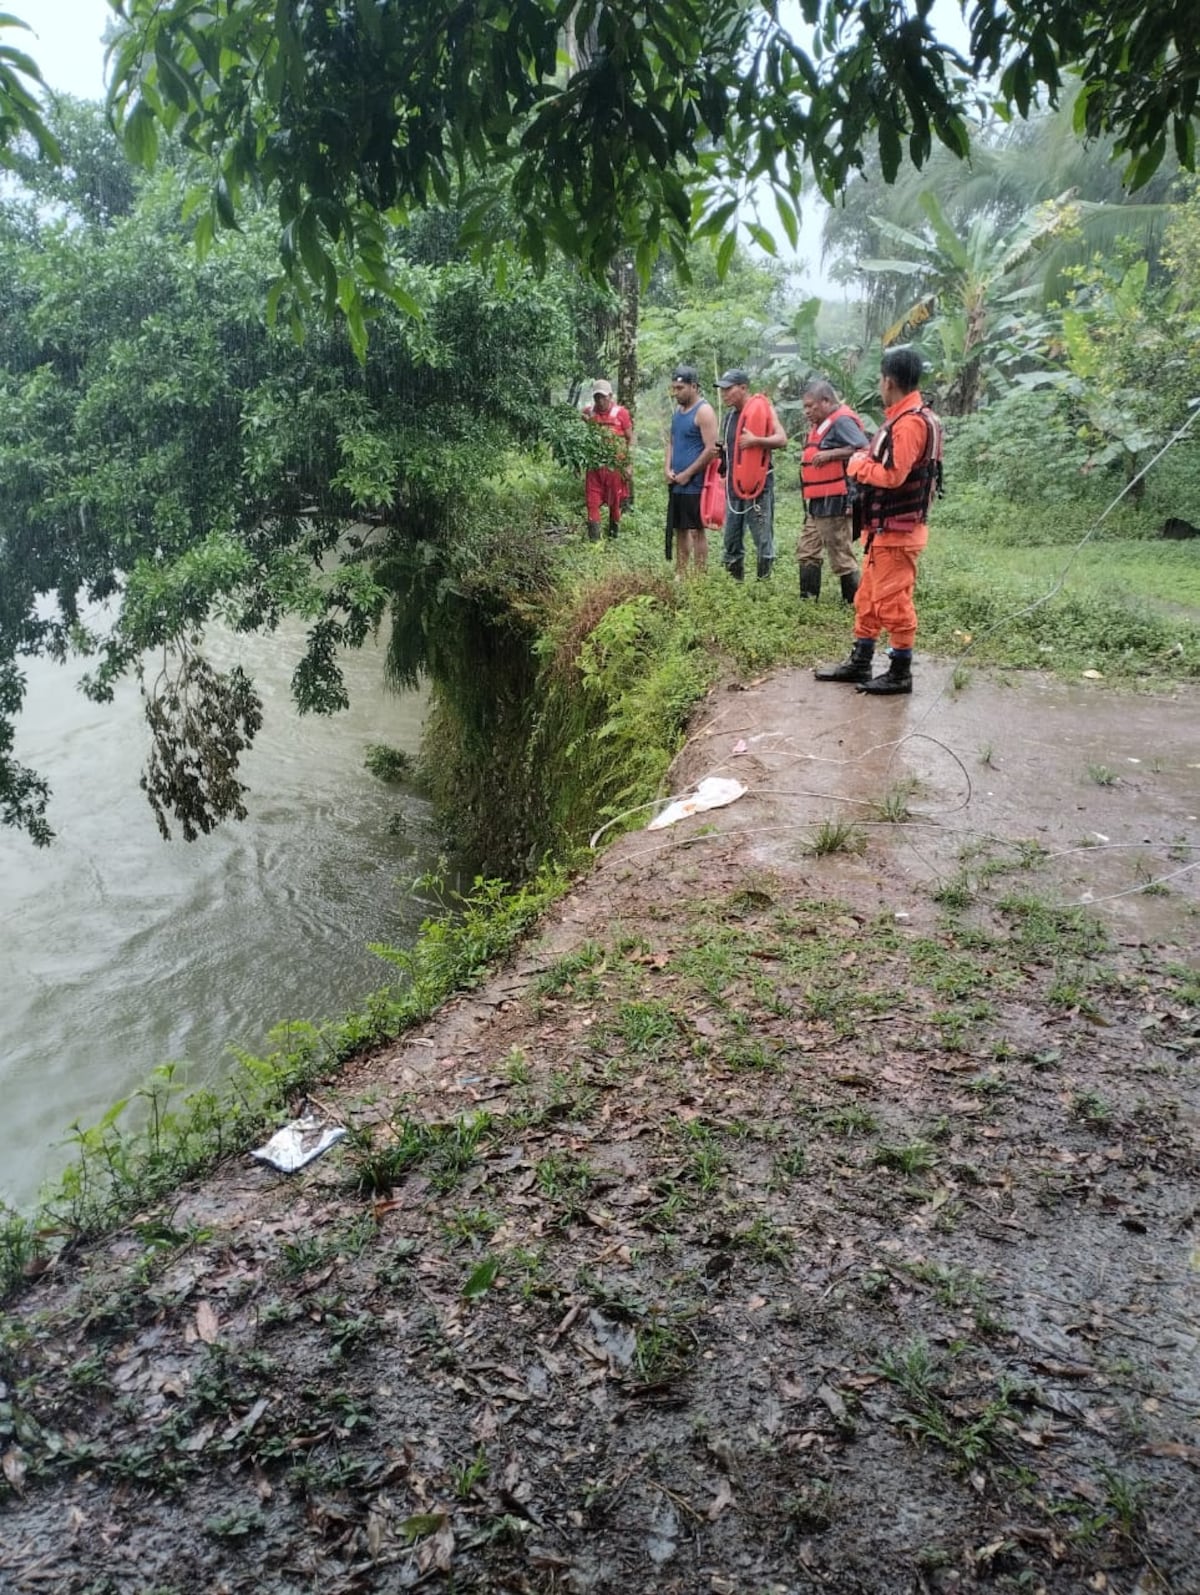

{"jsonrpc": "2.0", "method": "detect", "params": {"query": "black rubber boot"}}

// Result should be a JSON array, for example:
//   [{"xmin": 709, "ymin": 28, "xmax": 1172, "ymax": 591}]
[
  {"xmin": 858, "ymin": 653, "xmax": 913, "ymax": 695},
  {"xmin": 814, "ymin": 638, "xmax": 875, "ymax": 683},
  {"xmin": 799, "ymin": 562, "xmax": 822, "ymax": 601},
  {"xmin": 726, "ymin": 559, "xmax": 745, "ymax": 581},
  {"xmin": 840, "ymin": 570, "xmax": 860, "ymax": 605},
  {"xmin": 586, "ymin": 520, "xmax": 601, "ymax": 542},
  {"xmin": 605, "ymin": 519, "xmax": 618, "ymax": 540},
  {"xmin": 756, "ymin": 556, "xmax": 773, "ymax": 580}
]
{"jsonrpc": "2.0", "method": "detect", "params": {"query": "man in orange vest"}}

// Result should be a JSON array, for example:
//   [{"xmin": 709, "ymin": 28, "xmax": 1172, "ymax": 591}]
[
  {"xmin": 798, "ymin": 380, "xmax": 870, "ymax": 604},
  {"xmin": 814, "ymin": 348, "xmax": 943, "ymax": 696},
  {"xmin": 715, "ymin": 369, "xmax": 788, "ymax": 581},
  {"xmin": 582, "ymin": 379, "xmax": 633, "ymax": 541}
]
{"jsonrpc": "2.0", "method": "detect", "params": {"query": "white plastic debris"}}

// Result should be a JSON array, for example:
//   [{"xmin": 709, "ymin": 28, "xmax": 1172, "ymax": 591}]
[
  {"xmin": 647, "ymin": 776, "xmax": 747, "ymax": 831},
  {"xmin": 250, "ymin": 1116, "xmax": 347, "ymax": 1173}
]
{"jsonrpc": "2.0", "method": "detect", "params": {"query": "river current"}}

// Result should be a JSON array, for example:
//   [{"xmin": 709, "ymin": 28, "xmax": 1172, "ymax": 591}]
[{"xmin": 0, "ymin": 623, "xmax": 436, "ymax": 1210}]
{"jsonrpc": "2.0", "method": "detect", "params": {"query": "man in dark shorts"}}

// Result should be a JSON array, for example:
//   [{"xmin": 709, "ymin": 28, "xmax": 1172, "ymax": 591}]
[{"xmin": 664, "ymin": 364, "xmax": 718, "ymax": 576}]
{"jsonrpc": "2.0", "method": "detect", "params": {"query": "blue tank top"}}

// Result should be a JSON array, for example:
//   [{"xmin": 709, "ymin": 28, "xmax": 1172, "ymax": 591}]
[{"xmin": 670, "ymin": 399, "xmax": 706, "ymax": 494}]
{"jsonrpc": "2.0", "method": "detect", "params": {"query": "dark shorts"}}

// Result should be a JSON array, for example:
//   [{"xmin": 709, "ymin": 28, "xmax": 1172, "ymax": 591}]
[{"xmin": 668, "ymin": 492, "xmax": 704, "ymax": 533}]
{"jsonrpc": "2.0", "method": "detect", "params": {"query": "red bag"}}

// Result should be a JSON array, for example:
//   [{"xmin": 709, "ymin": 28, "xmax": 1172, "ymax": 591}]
[{"xmin": 700, "ymin": 456, "xmax": 726, "ymax": 528}]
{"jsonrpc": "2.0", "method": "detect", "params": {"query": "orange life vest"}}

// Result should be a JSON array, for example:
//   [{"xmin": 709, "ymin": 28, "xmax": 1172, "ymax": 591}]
[
  {"xmin": 853, "ymin": 405, "xmax": 944, "ymax": 540},
  {"xmin": 801, "ymin": 404, "xmax": 865, "ymax": 502}
]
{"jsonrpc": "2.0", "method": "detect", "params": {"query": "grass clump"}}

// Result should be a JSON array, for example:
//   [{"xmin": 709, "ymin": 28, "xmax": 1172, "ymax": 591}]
[{"xmin": 809, "ymin": 817, "xmax": 867, "ymax": 857}]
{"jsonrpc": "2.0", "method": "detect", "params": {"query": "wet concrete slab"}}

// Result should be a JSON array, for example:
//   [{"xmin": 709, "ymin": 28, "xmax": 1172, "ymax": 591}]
[{"xmin": 651, "ymin": 664, "xmax": 1200, "ymax": 946}]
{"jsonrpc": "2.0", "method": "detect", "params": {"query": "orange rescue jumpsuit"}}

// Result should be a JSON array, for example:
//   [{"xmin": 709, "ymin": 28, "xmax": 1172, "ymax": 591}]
[{"xmin": 845, "ymin": 391, "xmax": 933, "ymax": 652}]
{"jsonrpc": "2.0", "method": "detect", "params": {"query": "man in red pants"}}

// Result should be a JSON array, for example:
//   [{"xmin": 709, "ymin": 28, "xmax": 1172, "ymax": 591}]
[
  {"xmin": 813, "ymin": 348, "xmax": 942, "ymax": 696},
  {"xmin": 582, "ymin": 379, "xmax": 633, "ymax": 540}
]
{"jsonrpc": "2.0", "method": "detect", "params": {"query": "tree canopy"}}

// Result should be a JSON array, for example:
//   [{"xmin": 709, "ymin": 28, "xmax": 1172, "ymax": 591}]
[{"xmin": 94, "ymin": 0, "xmax": 1199, "ymax": 318}]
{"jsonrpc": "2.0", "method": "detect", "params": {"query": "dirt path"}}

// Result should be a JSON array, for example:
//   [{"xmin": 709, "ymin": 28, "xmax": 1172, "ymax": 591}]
[{"xmin": 2, "ymin": 667, "xmax": 1198, "ymax": 1595}]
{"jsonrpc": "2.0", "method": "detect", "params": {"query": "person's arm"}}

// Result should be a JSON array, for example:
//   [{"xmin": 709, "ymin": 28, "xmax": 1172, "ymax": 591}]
[
  {"xmin": 847, "ymin": 411, "xmax": 925, "ymax": 487},
  {"xmin": 741, "ymin": 404, "xmax": 787, "ymax": 450},
  {"xmin": 687, "ymin": 402, "xmax": 719, "ymax": 480},
  {"xmin": 811, "ymin": 415, "xmax": 869, "ymax": 466}
]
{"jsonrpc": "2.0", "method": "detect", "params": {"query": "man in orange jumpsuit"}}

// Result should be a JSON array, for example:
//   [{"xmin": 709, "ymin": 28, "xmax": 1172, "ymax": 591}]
[{"xmin": 813, "ymin": 348, "xmax": 942, "ymax": 696}]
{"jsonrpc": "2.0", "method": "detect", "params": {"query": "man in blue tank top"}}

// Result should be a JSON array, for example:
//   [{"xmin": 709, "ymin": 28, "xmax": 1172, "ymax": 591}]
[{"xmin": 665, "ymin": 364, "xmax": 718, "ymax": 576}]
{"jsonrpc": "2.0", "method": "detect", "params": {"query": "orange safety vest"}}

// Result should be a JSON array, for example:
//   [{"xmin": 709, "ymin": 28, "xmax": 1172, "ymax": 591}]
[{"xmin": 801, "ymin": 404, "xmax": 865, "ymax": 502}]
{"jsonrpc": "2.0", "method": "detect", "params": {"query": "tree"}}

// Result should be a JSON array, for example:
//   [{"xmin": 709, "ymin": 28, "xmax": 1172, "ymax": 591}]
[
  {"xmin": 0, "ymin": 153, "xmax": 593, "ymax": 843},
  {"xmin": 860, "ymin": 190, "xmax": 1076, "ymax": 413},
  {"xmin": 96, "ymin": 0, "xmax": 1199, "ymax": 321},
  {"xmin": 0, "ymin": 14, "xmax": 59, "ymax": 168}
]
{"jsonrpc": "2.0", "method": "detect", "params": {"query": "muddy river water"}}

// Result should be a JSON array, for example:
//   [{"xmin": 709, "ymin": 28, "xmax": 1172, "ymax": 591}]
[{"xmin": 0, "ymin": 625, "xmax": 437, "ymax": 1211}]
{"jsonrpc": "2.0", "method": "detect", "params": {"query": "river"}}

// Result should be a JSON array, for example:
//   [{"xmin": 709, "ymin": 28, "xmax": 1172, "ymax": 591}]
[{"xmin": 0, "ymin": 623, "xmax": 437, "ymax": 1211}]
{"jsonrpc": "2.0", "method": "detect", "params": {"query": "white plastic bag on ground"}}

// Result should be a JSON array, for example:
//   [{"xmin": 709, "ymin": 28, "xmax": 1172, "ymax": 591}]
[
  {"xmin": 250, "ymin": 1117, "xmax": 347, "ymax": 1173},
  {"xmin": 647, "ymin": 776, "xmax": 747, "ymax": 831}
]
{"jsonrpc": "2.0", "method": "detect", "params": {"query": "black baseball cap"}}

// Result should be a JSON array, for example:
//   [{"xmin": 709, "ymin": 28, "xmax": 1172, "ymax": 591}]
[
  {"xmin": 671, "ymin": 364, "xmax": 699, "ymax": 384},
  {"xmin": 716, "ymin": 368, "xmax": 750, "ymax": 388}
]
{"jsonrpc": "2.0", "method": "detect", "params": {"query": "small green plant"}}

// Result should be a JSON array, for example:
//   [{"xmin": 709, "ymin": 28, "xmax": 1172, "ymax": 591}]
[
  {"xmin": 1071, "ymin": 1089, "xmax": 1113, "ymax": 1130},
  {"xmin": 721, "ymin": 1037, "xmax": 782, "ymax": 1073},
  {"xmin": 535, "ymin": 1151, "xmax": 596, "ymax": 1222},
  {"xmin": 808, "ymin": 818, "xmax": 867, "ymax": 857},
  {"xmin": 1087, "ymin": 763, "xmax": 1118, "ymax": 787},
  {"xmin": 453, "ymin": 1447, "xmax": 491, "ymax": 1499},
  {"xmin": 733, "ymin": 1214, "xmax": 793, "ymax": 1265},
  {"xmin": 933, "ymin": 872, "xmax": 974, "ymax": 910},
  {"xmin": 874, "ymin": 1140, "xmax": 936, "ymax": 1175},
  {"xmin": 632, "ymin": 1315, "xmax": 694, "ymax": 1385},
  {"xmin": 1099, "ymin": 1466, "xmax": 1150, "ymax": 1538},
  {"xmin": 204, "ymin": 1507, "xmax": 268, "ymax": 1540},
  {"xmin": 876, "ymin": 777, "xmax": 919, "ymax": 823},
  {"xmin": 533, "ymin": 942, "xmax": 605, "ymax": 998},
  {"xmin": 442, "ymin": 1206, "xmax": 500, "ymax": 1246},
  {"xmin": 614, "ymin": 999, "xmax": 680, "ymax": 1057},
  {"xmin": 951, "ymin": 665, "xmax": 971, "ymax": 692},
  {"xmin": 364, "ymin": 743, "xmax": 413, "ymax": 782},
  {"xmin": 977, "ymin": 742, "xmax": 995, "ymax": 767},
  {"xmin": 821, "ymin": 1104, "xmax": 878, "ymax": 1136},
  {"xmin": 772, "ymin": 1143, "xmax": 808, "ymax": 1180},
  {"xmin": 503, "ymin": 1046, "xmax": 531, "ymax": 1085}
]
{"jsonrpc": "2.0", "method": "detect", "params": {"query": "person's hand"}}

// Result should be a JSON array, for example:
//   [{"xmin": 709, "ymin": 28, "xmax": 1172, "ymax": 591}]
[
  {"xmin": 741, "ymin": 432, "xmax": 763, "ymax": 449},
  {"xmin": 846, "ymin": 450, "xmax": 868, "ymax": 477}
]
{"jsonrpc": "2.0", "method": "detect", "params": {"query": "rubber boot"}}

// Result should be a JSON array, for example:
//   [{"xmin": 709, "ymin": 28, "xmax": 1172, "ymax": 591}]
[
  {"xmin": 605, "ymin": 518, "xmax": 618, "ymax": 540},
  {"xmin": 756, "ymin": 556, "xmax": 773, "ymax": 580},
  {"xmin": 586, "ymin": 520, "xmax": 601, "ymax": 543},
  {"xmin": 799, "ymin": 562, "xmax": 822, "ymax": 601},
  {"xmin": 726, "ymin": 559, "xmax": 745, "ymax": 582},
  {"xmin": 858, "ymin": 651, "xmax": 913, "ymax": 695},
  {"xmin": 814, "ymin": 637, "xmax": 875, "ymax": 683},
  {"xmin": 840, "ymin": 570, "xmax": 860, "ymax": 605}
]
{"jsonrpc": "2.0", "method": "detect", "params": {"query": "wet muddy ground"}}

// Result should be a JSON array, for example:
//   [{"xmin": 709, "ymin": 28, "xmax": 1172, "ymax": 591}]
[{"xmin": 1, "ymin": 666, "xmax": 1197, "ymax": 1595}]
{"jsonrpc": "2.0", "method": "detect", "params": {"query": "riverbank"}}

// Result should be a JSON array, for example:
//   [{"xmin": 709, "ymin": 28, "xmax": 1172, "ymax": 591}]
[{"xmin": 2, "ymin": 664, "xmax": 1197, "ymax": 1593}]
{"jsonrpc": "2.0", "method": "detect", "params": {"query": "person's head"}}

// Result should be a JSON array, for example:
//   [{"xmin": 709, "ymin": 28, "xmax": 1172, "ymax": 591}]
[
  {"xmin": 879, "ymin": 347, "xmax": 923, "ymax": 407},
  {"xmin": 802, "ymin": 379, "xmax": 839, "ymax": 428},
  {"xmin": 591, "ymin": 378, "xmax": 614, "ymax": 413},
  {"xmin": 671, "ymin": 364, "xmax": 700, "ymax": 407},
  {"xmin": 715, "ymin": 368, "xmax": 750, "ymax": 410}
]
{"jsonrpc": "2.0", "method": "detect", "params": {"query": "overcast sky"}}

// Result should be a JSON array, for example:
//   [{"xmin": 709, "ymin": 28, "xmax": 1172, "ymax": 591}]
[{"xmin": 13, "ymin": 0, "xmax": 110, "ymax": 97}]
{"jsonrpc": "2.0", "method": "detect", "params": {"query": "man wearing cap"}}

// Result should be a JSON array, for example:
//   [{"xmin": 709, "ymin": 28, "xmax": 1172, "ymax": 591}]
[
  {"xmin": 665, "ymin": 365, "xmax": 719, "ymax": 575},
  {"xmin": 581, "ymin": 379, "xmax": 634, "ymax": 541},
  {"xmin": 715, "ymin": 369, "xmax": 788, "ymax": 581}
]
